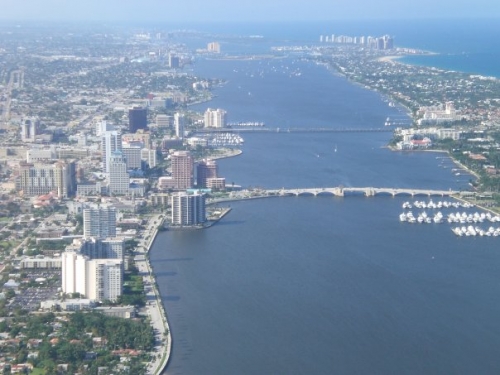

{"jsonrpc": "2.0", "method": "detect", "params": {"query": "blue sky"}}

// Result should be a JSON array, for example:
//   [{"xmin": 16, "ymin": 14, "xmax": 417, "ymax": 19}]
[{"xmin": 1, "ymin": 0, "xmax": 499, "ymax": 22}]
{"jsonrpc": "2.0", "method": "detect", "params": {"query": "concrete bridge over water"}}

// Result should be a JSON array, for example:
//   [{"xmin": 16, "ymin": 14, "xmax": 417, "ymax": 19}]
[
  {"xmin": 198, "ymin": 127, "xmax": 393, "ymax": 134},
  {"xmin": 265, "ymin": 187, "xmax": 460, "ymax": 197}
]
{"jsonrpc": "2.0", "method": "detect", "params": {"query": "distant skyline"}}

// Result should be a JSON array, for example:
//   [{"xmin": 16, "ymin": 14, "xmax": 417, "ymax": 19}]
[{"xmin": 0, "ymin": 0, "xmax": 499, "ymax": 23}]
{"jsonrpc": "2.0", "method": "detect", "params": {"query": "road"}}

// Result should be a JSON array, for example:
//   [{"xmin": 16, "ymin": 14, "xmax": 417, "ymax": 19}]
[{"xmin": 134, "ymin": 214, "xmax": 171, "ymax": 375}]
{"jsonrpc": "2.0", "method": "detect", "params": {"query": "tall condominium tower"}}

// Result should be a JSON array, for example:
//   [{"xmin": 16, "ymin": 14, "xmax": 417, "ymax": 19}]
[
  {"xmin": 196, "ymin": 159, "xmax": 218, "ymax": 188},
  {"xmin": 174, "ymin": 112, "xmax": 185, "ymax": 138},
  {"xmin": 102, "ymin": 130, "xmax": 122, "ymax": 173},
  {"xmin": 62, "ymin": 251, "xmax": 123, "ymax": 301},
  {"xmin": 83, "ymin": 204, "xmax": 117, "ymax": 239},
  {"xmin": 171, "ymin": 150, "xmax": 193, "ymax": 189},
  {"xmin": 20, "ymin": 117, "xmax": 40, "ymax": 142},
  {"xmin": 171, "ymin": 192, "xmax": 206, "ymax": 226},
  {"xmin": 207, "ymin": 42, "xmax": 221, "ymax": 53},
  {"xmin": 204, "ymin": 108, "xmax": 227, "ymax": 128},
  {"xmin": 17, "ymin": 160, "xmax": 76, "ymax": 198},
  {"xmin": 128, "ymin": 107, "xmax": 148, "ymax": 133}
]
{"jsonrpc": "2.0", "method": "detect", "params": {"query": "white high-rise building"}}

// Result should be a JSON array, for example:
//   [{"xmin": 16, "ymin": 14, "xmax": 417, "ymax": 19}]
[
  {"xmin": 141, "ymin": 148, "xmax": 157, "ymax": 168},
  {"xmin": 95, "ymin": 120, "xmax": 115, "ymax": 137},
  {"xmin": 171, "ymin": 192, "xmax": 206, "ymax": 226},
  {"xmin": 174, "ymin": 112, "xmax": 185, "ymax": 138},
  {"xmin": 21, "ymin": 117, "xmax": 39, "ymax": 142},
  {"xmin": 62, "ymin": 251, "xmax": 87, "ymax": 297},
  {"xmin": 83, "ymin": 204, "xmax": 117, "ymax": 239},
  {"xmin": 204, "ymin": 108, "xmax": 227, "ymax": 128},
  {"xmin": 108, "ymin": 151, "xmax": 130, "ymax": 195},
  {"xmin": 87, "ymin": 259, "xmax": 123, "ymax": 301},
  {"xmin": 62, "ymin": 251, "xmax": 123, "ymax": 301},
  {"xmin": 102, "ymin": 130, "xmax": 122, "ymax": 173}
]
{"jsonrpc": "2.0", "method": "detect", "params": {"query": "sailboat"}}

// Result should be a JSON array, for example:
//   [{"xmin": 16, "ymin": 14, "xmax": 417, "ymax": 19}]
[{"xmin": 334, "ymin": 144, "xmax": 337, "ymax": 153}]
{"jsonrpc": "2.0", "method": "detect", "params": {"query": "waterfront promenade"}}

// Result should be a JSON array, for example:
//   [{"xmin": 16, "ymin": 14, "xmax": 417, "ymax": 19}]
[{"xmin": 134, "ymin": 214, "xmax": 171, "ymax": 375}]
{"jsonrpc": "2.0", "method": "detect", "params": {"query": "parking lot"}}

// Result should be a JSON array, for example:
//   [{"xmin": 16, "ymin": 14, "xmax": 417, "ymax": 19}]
[{"xmin": 9, "ymin": 286, "xmax": 60, "ymax": 311}]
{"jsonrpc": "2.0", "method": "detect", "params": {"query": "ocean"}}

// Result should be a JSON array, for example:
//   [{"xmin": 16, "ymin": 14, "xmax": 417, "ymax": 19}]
[{"xmin": 149, "ymin": 20, "xmax": 500, "ymax": 374}]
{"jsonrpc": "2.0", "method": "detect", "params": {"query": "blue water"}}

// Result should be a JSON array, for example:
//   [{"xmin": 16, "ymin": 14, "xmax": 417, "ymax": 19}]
[{"xmin": 149, "ymin": 23, "xmax": 500, "ymax": 374}]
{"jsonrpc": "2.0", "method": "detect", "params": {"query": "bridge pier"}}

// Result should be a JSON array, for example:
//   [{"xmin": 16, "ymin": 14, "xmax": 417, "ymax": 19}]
[
  {"xmin": 365, "ymin": 188, "xmax": 375, "ymax": 197},
  {"xmin": 334, "ymin": 188, "xmax": 344, "ymax": 197}
]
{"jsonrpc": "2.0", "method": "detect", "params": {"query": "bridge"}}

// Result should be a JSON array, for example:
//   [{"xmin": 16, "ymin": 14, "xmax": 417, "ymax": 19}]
[
  {"xmin": 197, "ymin": 127, "xmax": 393, "ymax": 134},
  {"xmin": 264, "ymin": 187, "xmax": 459, "ymax": 197}
]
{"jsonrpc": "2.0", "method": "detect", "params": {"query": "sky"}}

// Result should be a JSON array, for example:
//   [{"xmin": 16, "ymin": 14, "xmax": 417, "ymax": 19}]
[{"xmin": 0, "ymin": 0, "xmax": 499, "ymax": 23}]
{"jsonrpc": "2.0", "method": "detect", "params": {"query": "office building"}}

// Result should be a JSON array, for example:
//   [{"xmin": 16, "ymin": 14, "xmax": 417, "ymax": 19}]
[
  {"xmin": 108, "ymin": 151, "xmax": 130, "ymax": 195},
  {"xmin": 197, "ymin": 159, "xmax": 218, "ymax": 188},
  {"xmin": 204, "ymin": 108, "xmax": 227, "ymax": 128},
  {"xmin": 83, "ymin": 204, "xmax": 117, "ymax": 239},
  {"xmin": 206, "ymin": 177, "xmax": 226, "ymax": 190},
  {"xmin": 171, "ymin": 192, "xmax": 206, "ymax": 226},
  {"xmin": 128, "ymin": 107, "xmax": 148, "ymax": 133},
  {"xmin": 168, "ymin": 54, "xmax": 180, "ymax": 68},
  {"xmin": 121, "ymin": 145, "xmax": 142, "ymax": 170},
  {"xmin": 156, "ymin": 114, "xmax": 172, "ymax": 128}
]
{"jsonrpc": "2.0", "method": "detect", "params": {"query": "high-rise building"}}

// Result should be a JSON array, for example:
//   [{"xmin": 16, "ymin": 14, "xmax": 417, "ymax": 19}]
[
  {"xmin": 207, "ymin": 42, "xmax": 221, "ymax": 53},
  {"xmin": 174, "ymin": 112, "xmax": 185, "ymax": 138},
  {"xmin": 141, "ymin": 148, "xmax": 157, "ymax": 168},
  {"xmin": 168, "ymin": 54, "xmax": 180, "ymax": 68},
  {"xmin": 383, "ymin": 35, "xmax": 394, "ymax": 50},
  {"xmin": 62, "ymin": 251, "xmax": 123, "ymax": 301},
  {"xmin": 17, "ymin": 160, "xmax": 76, "ymax": 198},
  {"xmin": 158, "ymin": 150, "xmax": 194, "ymax": 190},
  {"xmin": 20, "ymin": 117, "xmax": 39, "ymax": 143},
  {"xmin": 171, "ymin": 192, "xmax": 206, "ymax": 226},
  {"xmin": 156, "ymin": 114, "xmax": 172, "ymax": 129},
  {"xmin": 67, "ymin": 236, "xmax": 125, "ymax": 268},
  {"xmin": 196, "ymin": 159, "xmax": 218, "ymax": 188},
  {"xmin": 121, "ymin": 145, "xmax": 142, "ymax": 170},
  {"xmin": 102, "ymin": 130, "xmax": 122, "ymax": 173},
  {"xmin": 95, "ymin": 120, "xmax": 115, "ymax": 137},
  {"xmin": 83, "ymin": 204, "xmax": 117, "ymax": 239},
  {"xmin": 108, "ymin": 151, "xmax": 130, "ymax": 195},
  {"xmin": 170, "ymin": 150, "xmax": 193, "ymax": 189},
  {"xmin": 204, "ymin": 108, "xmax": 227, "ymax": 128},
  {"xmin": 128, "ymin": 107, "xmax": 148, "ymax": 133}
]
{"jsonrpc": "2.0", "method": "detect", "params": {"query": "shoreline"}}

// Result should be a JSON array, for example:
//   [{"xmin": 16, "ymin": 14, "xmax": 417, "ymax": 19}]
[{"xmin": 140, "ymin": 214, "xmax": 172, "ymax": 375}]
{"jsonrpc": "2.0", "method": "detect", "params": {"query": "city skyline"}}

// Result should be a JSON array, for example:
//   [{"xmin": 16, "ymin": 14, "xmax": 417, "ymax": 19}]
[{"xmin": 0, "ymin": 0, "xmax": 499, "ymax": 23}]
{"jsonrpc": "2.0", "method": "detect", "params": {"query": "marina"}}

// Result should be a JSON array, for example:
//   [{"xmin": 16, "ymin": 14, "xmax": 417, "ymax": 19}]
[{"xmin": 398, "ymin": 199, "xmax": 500, "ymax": 236}]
